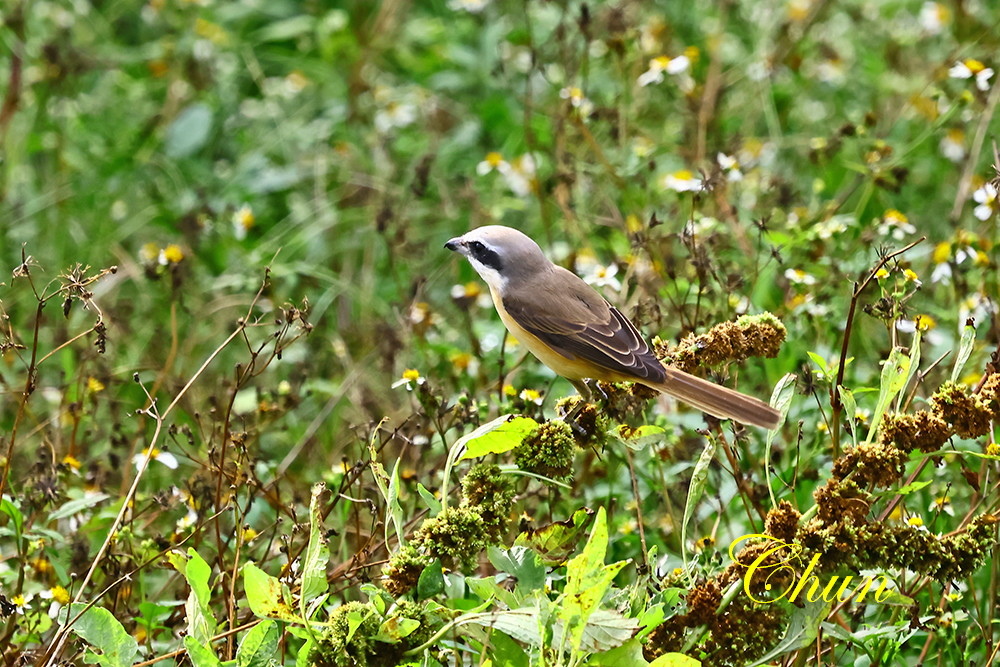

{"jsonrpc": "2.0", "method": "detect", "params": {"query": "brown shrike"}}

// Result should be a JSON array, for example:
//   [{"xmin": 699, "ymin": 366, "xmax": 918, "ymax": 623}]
[{"xmin": 445, "ymin": 225, "xmax": 780, "ymax": 429}]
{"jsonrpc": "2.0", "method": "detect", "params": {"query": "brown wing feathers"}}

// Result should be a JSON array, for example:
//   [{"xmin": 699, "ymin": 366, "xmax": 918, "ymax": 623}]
[{"xmin": 502, "ymin": 289, "xmax": 667, "ymax": 384}]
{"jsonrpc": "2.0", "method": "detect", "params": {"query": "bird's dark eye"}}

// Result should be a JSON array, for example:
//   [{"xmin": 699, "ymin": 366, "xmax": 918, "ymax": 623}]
[{"xmin": 466, "ymin": 239, "xmax": 503, "ymax": 272}]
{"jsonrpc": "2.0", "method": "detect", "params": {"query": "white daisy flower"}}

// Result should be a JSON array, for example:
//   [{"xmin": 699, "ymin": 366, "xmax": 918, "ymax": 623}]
[
  {"xmin": 660, "ymin": 169, "xmax": 702, "ymax": 192},
  {"xmin": 638, "ymin": 54, "xmax": 690, "ymax": 86},
  {"xmin": 973, "ymin": 182, "xmax": 997, "ymax": 220},
  {"xmin": 949, "ymin": 59, "xmax": 993, "ymax": 91}
]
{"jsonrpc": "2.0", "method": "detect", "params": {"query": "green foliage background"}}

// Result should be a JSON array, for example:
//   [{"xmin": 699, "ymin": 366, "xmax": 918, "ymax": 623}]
[{"xmin": 1, "ymin": 0, "xmax": 999, "ymax": 664}]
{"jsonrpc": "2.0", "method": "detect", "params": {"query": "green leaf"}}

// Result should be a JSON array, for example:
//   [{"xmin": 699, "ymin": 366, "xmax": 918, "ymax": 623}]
[
  {"xmin": 487, "ymin": 546, "xmax": 546, "ymax": 594},
  {"xmin": 417, "ymin": 559, "xmax": 445, "ymax": 600},
  {"xmin": 765, "ymin": 373, "xmax": 797, "ymax": 506},
  {"xmin": 165, "ymin": 103, "xmax": 214, "ymax": 158},
  {"xmin": 243, "ymin": 563, "xmax": 295, "ymax": 621},
  {"xmin": 559, "ymin": 508, "xmax": 631, "ymax": 654},
  {"xmin": 236, "ymin": 620, "xmax": 279, "ymax": 667},
  {"xmin": 952, "ymin": 321, "xmax": 977, "ymax": 383},
  {"xmin": 649, "ymin": 653, "xmax": 702, "ymax": 667},
  {"xmin": 458, "ymin": 415, "xmax": 539, "ymax": 460},
  {"xmin": 610, "ymin": 425, "xmax": 667, "ymax": 452},
  {"xmin": 301, "ymin": 483, "xmax": 331, "ymax": 604},
  {"xmin": 463, "ymin": 609, "xmax": 542, "ymax": 646},
  {"xmin": 681, "ymin": 438, "xmax": 717, "ymax": 565},
  {"xmin": 558, "ymin": 608, "xmax": 638, "ymax": 654},
  {"xmin": 374, "ymin": 615, "xmax": 421, "ymax": 643},
  {"xmin": 806, "ymin": 352, "xmax": 830, "ymax": 378},
  {"xmin": 514, "ymin": 507, "xmax": 595, "ymax": 565},
  {"xmin": 898, "ymin": 329, "xmax": 922, "ymax": 411},
  {"xmin": 183, "ymin": 549, "xmax": 217, "ymax": 645},
  {"xmin": 416, "ymin": 483, "xmax": 442, "ymax": 515},
  {"xmin": 48, "ymin": 493, "xmax": 111, "ymax": 521},
  {"xmin": 838, "ymin": 386, "xmax": 859, "ymax": 447},
  {"xmin": 254, "ymin": 15, "xmax": 316, "ymax": 42},
  {"xmin": 588, "ymin": 636, "xmax": 650, "ymax": 667},
  {"xmin": 185, "ymin": 636, "xmax": 221, "ymax": 667},
  {"xmin": 0, "ymin": 495, "xmax": 24, "ymax": 539},
  {"xmin": 749, "ymin": 599, "xmax": 830, "ymax": 666},
  {"xmin": 386, "ymin": 459, "xmax": 405, "ymax": 549},
  {"xmin": 67, "ymin": 603, "xmax": 140, "ymax": 667},
  {"xmin": 866, "ymin": 347, "xmax": 910, "ymax": 445}
]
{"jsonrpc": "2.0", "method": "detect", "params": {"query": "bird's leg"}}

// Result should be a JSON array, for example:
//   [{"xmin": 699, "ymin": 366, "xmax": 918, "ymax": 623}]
[{"xmin": 562, "ymin": 379, "xmax": 593, "ymax": 422}]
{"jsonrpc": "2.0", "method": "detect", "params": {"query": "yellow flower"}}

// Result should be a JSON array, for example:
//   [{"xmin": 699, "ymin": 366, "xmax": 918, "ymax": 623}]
[
  {"xmin": 986, "ymin": 442, "xmax": 1000, "ymax": 457},
  {"xmin": 194, "ymin": 18, "xmax": 229, "ymax": 45},
  {"xmin": 140, "ymin": 242, "xmax": 160, "ymax": 263},
  {"xmin": 49, "ymin": 585, "xmax": 70, "ymax": 605},
  {"xmin": 31, "ymin": 557, "xmax": 53, "ymax": 574},
  {"xmin": 933, "ymin": 242, "xmax": 952, "ymax": 264},
  {"xmin": 903, "ymin": 268, "xmax": 919, "ymax": 282},
  {"xmin": 661, "ymin": 169, "xmax": 702, "ymax": 192},
  {"xmin": 476, "ymin": 152, "xmax": 506, "ymax": 175},
  {"xmin": 502, "ymin": 384, "xmax": 516, "ymax": 397},
  {"xmin": 285, "ymin": 70, "xmax": 309, "ymax": 92},
  {"xmin": 907, "ymin": 516, "xmax": 924, "ymax": 527},
  {"xmin": 915, "ymin": 315, "xmax": 936, "ymax": 331},
  {"xmin": 519, "ymin": 388, "xmax": 543, "ymax": 405},
  {"xmin": 161, "ymin": 244, "xmax": 184, "ymax": 264},
  {"xmin": 86, "ymin": 377, "xmax": 105, "ymax": 394},
  {"xmin": 450, "ymin": 352, "xmax": 473, "ymax": 371},
  {"xmin": 62, "ymin": 455, "xmax": 81, "ymax": 470},
  {"xmin": 402, "ymin": 369, "xmax": 421, "ymax": 382},
  {"xmin": 243, "ymin": 527, "xmax": 258, "ymax": 542},
  {"xmin": 233, "ymin": 205, "xmax": 255, "ymax": 239},
  {"xmin": 875, "ymin": 268, "xmax": 890, "ymax": 280}
]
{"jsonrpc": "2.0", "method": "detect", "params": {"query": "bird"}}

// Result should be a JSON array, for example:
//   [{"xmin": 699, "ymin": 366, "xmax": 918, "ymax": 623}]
[{"xmin": 445, "ymin": 225, "xmax": 781, "ymax": 429}]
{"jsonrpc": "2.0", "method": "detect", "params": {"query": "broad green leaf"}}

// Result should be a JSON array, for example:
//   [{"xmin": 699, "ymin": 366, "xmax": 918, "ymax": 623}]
[
  {"xmin": 866, "ymin": 347, "xmax": 910, "ymax": 445},
  {"xmin": 386, "ymin": 459, "xmax": 405, "ymax": 549},
  {"xmin": 183, "ymin": 549, "xmax": 217, "ymax": 645},
  {"xmin": 611, "ymin": 424, "xmax": 667, "ymax": 451},
  {"xmin": 458, "ymin": 415, "xmax": 539, "ymax": 460},
  {"xmin": 374, "ymin": 615, "xmax": 421, "ymax": 642},
  {"xmin": 0, "ymin": 496, "xmax": 24, "ymax": 539},
  {"xmin": 48, "ymin": 493, "xmax": 111, "ymax": 521},
  {"xmin": 838, "ymin": 386, "xmax": 858, "ymax": 447},
  {"xmin": 295, "ymin": 638, "xmax": 315, "ymax": 667},
  {"xmin": 236, "ymin": 620, "xmax": 279, "ymax": 667},
  {"xmin": 243, "ymin": 563, "xmax": 295, "ymax": 621},
  {"xmin": 749, "ymin": 599, "xmax": 830, "ymax": 666},
  {"xmin": 185, "ymin": 636, "xmax": 221, "ymax": 667},
  {"xmin": 898, "ymin": 329, "xmax": 922, "ymax": 411},
  {"xmin": 649, "ymin": 653, "xmax": 702, "ymax": 667},
  {"xmin": 588, "ymin": 636, "xmax": 650, "ymax": 667},
  {"xmin": 417, "ymin": 559, "xmax": 445, "ymax": 600},
  {"xmin": 67, "ymin": 603, "xmax": 140, "ymax": 667},
  {"xmin": 681, "ymin": 438, "xmax": 717, "ymax": 565},
  {"xmin": 165, "ymin": 103, "xmax": 213, "ymax": 158},
  {"xmin": 806, "ymin": 352, "xmax": 830, "ymax": 378},
  {"xmin": 559, "ymin": 508, "xmax": 631, "ymax": 654},
  {"xmin": 951, "ymin": 321, "xmax": 976, "ymax": 383},
  {"xmin": 416, "ymin": 483, "xmax": 442, "ymax": 515},
  {"xmin": 488, "ymin": 546, "xmax": 546, "ymax": 594},
  {"xmin": 466, "ymin": 576, "xmax": 518, "ymax": 610},
  {"xmin": 462, "ymin": 609, "xmax": 542, "ymax": 646},
  {"xmin": 254, "ymin": 15, "xmax": 316, "ymax": 42},
  {"xmin": 301, "ymin": 483, "xmax": 331, "ymax": 604},
  {"xmin": 553, "ymin": 608, "xmax": 638, "ymax": 654},
  {"xmin": 514, "ymin": 507, "xmax": 595, "ymax": 565},
  {"xmin": 765, "ymin": 373, "xmax": 797, "ymax": 506}
]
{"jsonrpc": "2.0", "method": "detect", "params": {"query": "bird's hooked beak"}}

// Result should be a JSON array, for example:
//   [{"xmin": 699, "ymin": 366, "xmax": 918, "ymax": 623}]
[{"xmin": 444, "ymin": 237, "xmax": 463, "ymax": 253}]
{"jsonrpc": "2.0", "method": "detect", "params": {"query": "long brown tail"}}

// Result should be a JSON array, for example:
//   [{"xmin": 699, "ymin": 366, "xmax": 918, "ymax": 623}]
[{"xmin": 647, "ymin": 367, "xmax": 781, "ymax": 429}]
